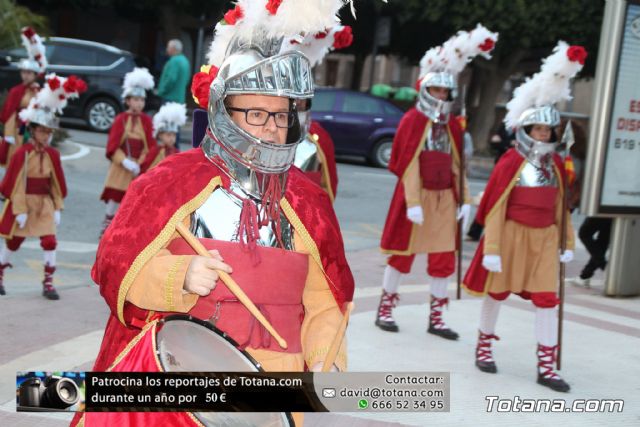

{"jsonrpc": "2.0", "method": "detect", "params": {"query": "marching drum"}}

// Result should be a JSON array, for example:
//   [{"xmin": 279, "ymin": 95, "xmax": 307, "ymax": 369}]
[{"xmin": 156, "ymin": 315, "xmax": 293, "ymax": 427}]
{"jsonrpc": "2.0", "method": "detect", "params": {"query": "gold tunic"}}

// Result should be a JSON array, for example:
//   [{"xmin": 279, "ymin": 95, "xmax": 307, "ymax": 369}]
[{"xmin": 103, "ymin": 116, "xmax": 149, "ymax": 193}]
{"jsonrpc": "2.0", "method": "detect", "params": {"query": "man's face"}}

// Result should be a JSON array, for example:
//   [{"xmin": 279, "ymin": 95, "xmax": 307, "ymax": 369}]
[
  {"xmin": 32, "ymin": 125, "xmax": 53, "ymax": 146},
  {"xmin": 166, "ymin": 43, "xmax": 175, "ymax": 56},
  {"xmin": 226, "ymin": 94, "xmax": 289, "ymax": 145},
  {"xmin": 427, "ymin": 86, "xmax": 450, "ymax": 101},
  {"xmin": 20, "ymin": 70, "xmax": 36, "ymax": 85},
  {"xmin": 126, "ymin": 96, "xmax": 145, "ymax": 113}
]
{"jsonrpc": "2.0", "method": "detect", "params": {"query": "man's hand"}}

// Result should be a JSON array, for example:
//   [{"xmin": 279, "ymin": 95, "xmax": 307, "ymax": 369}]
[
  {"xmin": 482, "ymin": 254, "xmax": 502, "ymax": 273},
  {"xmin": 16, "ymin": 213, "xmax": 27, "ymax": 229},
  {"xmin": 184, "ymin": 250, "xmax": 233, "ymax": 296},
  {"xmin": 121, "ymin": 158, "xmax": 140, "ymax": 176},
  {"xmin": 406, "ymin": 206, "xmax": 424, "ymax": 225}
]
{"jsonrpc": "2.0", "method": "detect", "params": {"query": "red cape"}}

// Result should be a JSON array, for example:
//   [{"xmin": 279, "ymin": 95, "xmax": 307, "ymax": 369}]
[
  {"xmin": 463, "ymin": 148, "xmax": 567, "ymax": 295},
  {"xmin": 380, "ymin": 108, "xmax": 463, "ymax": 253},
  {"xmin": 105, "ymin": 112, "xmax": 156, "ymax": 159},
  {"xmin": 0, "ymin": 83, "xmax": 28, "ymax": 124},
  {"xmin": 0, "ymin": 143, "xmax": 67, "ymax": 237},
  {"xmin": 310, "ymin": 121, "xmax": 338, "ymax": 201},
  {"xmin": 88, "ymin": 148, "xmax": 354, "ymax": 372}
]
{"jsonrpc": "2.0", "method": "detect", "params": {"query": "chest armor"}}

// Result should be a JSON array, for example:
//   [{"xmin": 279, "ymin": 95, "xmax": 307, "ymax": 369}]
[
  {"xmin": 424, "ymin": 123, "xmax": 451, "ymax": 154},
  {"xmin": 516, "ymin": 160, "xmax": 558, "ymax": 188},
  {"xmin": 189, "ymin": 182, "xmax": 295, "ymax": 251},
  {"xmin": 293, "ymin": 136, "xmax": 321, "ymax": 172}
]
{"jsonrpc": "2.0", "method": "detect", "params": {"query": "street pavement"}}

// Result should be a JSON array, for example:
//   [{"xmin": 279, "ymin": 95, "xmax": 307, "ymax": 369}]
[{"xmin": 0, "ymin": 126, "xmax": 638, "ymax": 426}]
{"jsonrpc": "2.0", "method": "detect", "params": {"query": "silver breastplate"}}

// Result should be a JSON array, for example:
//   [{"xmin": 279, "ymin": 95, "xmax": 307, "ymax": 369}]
[
  {"xmin": 189, "ymin": 183, "xmax": 295, "ymax": 250},
  {"xmin": 516, "ymin": 161, "xmax": 558, "ymax": 187},
  {"xmin": 293, "ymin": 136, "xmax": 320, "ymax": 172},
  {"xmin": 424, "ymin": 123, "xmax": 451, "ymax": 154}
]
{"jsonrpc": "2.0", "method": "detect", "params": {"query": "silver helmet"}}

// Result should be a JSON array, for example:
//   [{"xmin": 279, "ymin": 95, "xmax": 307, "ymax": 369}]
[
  {"xmin": 514, "ymin": 104, "xmax": 560, "ymax": 167},
  {"xmin": 202, "ymin": 33, "xmax": 313, "ymax": 198},
  {"xmin": 416, "ymin": 71, "xmax": 456, "ymax": 123},
  {"xmin": 29, "ymin": 107, "xmax": 59, "ymax": 129},
  {"xmin": 18, "ymin": 58, "xmax": 41, "ymax": 73}
]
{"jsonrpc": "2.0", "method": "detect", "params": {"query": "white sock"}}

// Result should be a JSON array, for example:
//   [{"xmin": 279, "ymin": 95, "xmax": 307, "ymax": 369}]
[
  {"xmin": 43, "ymin": 250, "xmax": 56, "ymax": 267},
  {"xmin": 382, "ymin": 265, "xmax": 403, "ymax": 294},
  {"xmin": 535, "ymin": 307, "xmax": 558, "ymax": 347},
  {"xmin": 479, "ymin": 296, "xmax": 501, "ymax": 335},
  {"xmin": 105, "ymin": 200, "xmax": 119, "ymax": 217},
  {"xmin": 429, "ymin": 276, "xmax": 449, "ymax": 299},
  {"xmin": 0, "ymin": 244, "xmax": 7, "ymax": 264}
]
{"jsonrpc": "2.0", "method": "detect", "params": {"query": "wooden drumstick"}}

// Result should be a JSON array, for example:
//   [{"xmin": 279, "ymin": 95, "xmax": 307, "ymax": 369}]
[
  {"xmin": 322, "ymin": 302, "xmax": 354, "ymax": 372},
  {"xmin": 175, "ymin": 222, "xmax": 288, "ymax": 349}
]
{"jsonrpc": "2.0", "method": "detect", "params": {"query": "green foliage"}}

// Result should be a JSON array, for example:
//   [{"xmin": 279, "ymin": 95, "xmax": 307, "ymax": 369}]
[{"xmin": 0, "ymin": 0, "xmax": 49, "ymax": 49}]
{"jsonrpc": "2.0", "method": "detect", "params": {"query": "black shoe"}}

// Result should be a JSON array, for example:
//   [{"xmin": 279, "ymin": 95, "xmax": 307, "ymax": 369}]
[
  {"xmin": 537, "ymin": 374, "xmax": 570, "ymax": 392},
  {"xmin": 43, "ymin": 287, "xmax": 60, "ymax": 300},
  {"xmin": 375, "ymin": 318, "xmax": 399, "ymax": 332},
  {"xmin": 579, "ymin": 260, "xmax": 597, "ymax": 280},
  {"xmin": 428, "ymin": 325, "xmax": 459, "ymax": 340},
  {"xmin": 0, "ymin": 285, "xmax": 5, "ymax": 295},
  {"xmin": 475, "ymin": 360, "xmax": 497, "ymax": 373}
]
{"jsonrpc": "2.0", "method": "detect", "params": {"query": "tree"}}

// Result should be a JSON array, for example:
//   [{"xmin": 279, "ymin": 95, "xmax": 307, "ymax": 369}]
[
  {"xmin": 397, "ymin": 0, "xmax": 605, "ymax": 151},
  {"xmin": 0, "ymin": 0, "xmax": 49, "ymax": 49}
]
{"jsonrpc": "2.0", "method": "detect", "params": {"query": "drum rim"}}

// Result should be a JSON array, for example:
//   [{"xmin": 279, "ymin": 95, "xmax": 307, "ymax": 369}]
[{"xmin": 157, "ymin": 314, "xmax": 295, "ymax": 426}]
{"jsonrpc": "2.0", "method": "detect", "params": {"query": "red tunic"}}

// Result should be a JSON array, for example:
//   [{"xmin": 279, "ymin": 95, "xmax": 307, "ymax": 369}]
[
  {"xmin": 71, "ymin": 148, "xmax": 353, "ymax": 426},
  {"xmin": 463, "ymin": 149, "xmax": 568, "ymax": 295},
  {"xmin": 380, "ymin": 108, "xmax": 464, "ymax": 254},
  {"xmin": 0, "ymin": 144, "xmax": 67, "ymax": 238}
]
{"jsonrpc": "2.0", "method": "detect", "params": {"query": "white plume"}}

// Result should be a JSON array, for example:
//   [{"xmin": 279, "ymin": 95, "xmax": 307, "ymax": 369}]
[
  {"xmin": 286, "ymin": 25, "xmax": 349, "ymax": 67},
  {"xmin": 419, "ymin": 23, "xmax": 498, "ymax": 79},
  {"xmin": 122, "ymin": 67, "xmax": 155, "ymax": 92},
  {"xmin": 504, "ymin": 41, "xmax": 585, "ymax": 129},
  {"xmin": 153, "ymin": 102, "xmax": 188, "ymax": 136},
  {"xmin": 19, "ymin": 73, "xmax": 78, "ymax": 123},
  {"xmin": 20, "ymin": 27, "xmax": 48, "ymax": 72}
]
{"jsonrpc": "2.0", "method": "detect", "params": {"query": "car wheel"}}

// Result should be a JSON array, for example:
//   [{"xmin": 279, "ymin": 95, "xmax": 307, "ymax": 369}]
[
  {"xmin": 85, "ymin": 98, "xmax": 120, "ymax": 132},
  {"xmin": 370, "ymin": 138, "xmax": 393, "ymax": 168}
]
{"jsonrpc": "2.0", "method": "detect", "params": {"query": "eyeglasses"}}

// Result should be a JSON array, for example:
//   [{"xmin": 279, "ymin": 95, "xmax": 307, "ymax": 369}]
[{"xmin": 227, "ymin": 107, "xmax": 295, "ymax": 129}]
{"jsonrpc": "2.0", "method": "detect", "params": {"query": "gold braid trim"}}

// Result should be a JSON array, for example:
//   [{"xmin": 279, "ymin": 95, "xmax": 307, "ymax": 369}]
[
  {"xmin": 165, "ymin": 256, "xmax": 186, "ymax": 312},
  {"xmin": 106, "ymin": 319, "xmax": 159, "ymax": 371},
  {"xmin": 116, "ymin": 177, "xmax": 222, "ymax": 324}
]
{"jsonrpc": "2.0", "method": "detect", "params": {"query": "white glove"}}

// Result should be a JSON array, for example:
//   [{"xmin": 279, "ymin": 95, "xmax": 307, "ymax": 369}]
[
  {"xmin": 310, "ymin": 361, "xmax": 338, "ymax": 372},
  {"xmin": 406, "ymin": 205, "xmax": 424, "ymax": 225},
  {"xmin": 16, "ymin": 213, "xmax": 27, "ymax": 229},
  {"xmin": 559, "ymin": 249, "xmax": 574, "ymax": 263},
  {"xmin": 457, "ymin": 203, "xmax": 471, "ymax": 232},
  {"xmin": 482, "ymin": 254, "xmax": 502, "ymax": 273},
  {"xmin": 54, "ymin": 210, "xmax": 61, "ymax": 226},
  {"xmin": 121, "ymin": 158, "xmax": 140, "ymax": 176},
  {"xmin": 5, "ymin": 136, "xmax": 15, "ymax": 145}
]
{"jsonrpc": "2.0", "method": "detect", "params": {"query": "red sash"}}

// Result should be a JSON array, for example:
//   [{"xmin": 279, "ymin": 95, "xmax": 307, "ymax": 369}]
[
  {"xmin": 26, "ymin": 178, "xmax": 50, "ymax": 195},
  {"xmin": 419, "ymin": 151, "xmax": 453, "ymax": 190},
  {"xmin": 123, "ymin": 138, "xmax": 145, "ymax": 160},
  {"xmin": 166, "ymin": 238, "xmax": 308, "ymax": 354},
  {"xmin": 506, "ymin": 186, "xmax": 557, "ymax": 227}
]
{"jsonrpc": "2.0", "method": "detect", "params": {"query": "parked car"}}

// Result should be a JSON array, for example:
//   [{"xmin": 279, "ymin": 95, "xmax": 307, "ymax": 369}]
[
  {"xmin": 311, "ymin": 87, "xmax": 404, "ymax": 168},
  {"xmin": 0, "ymin": 37, "xmax": 161, "ymax": 132}
]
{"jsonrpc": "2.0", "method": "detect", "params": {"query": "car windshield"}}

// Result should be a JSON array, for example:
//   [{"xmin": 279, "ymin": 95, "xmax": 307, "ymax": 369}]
[{"xmin": 342, "ymin": 94, "xmax": 383, "ymax": 115}]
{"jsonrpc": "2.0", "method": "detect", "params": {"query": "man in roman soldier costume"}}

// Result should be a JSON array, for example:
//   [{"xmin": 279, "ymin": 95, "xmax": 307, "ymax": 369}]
[
  {"xmin": 99, "ymin": 67, "xmax": 156, "ymax": 236},
  {"xmin": 291, "ymin": 25, "xmax": 354, "ymax": 202},
  {"xmin": 0, "ymin": 74, "xmax": 86, "ymax": 298},
  {"xmin": 140, "ymin": 102, "xmax": 187, "ymax": 172},
  {"xmin": 463, "ymin": 42, "xmax": 587, "ymax": 392},
  {"xmin": 375, "ymin": 25, "xmax": 497, "ymax": 339},
  {"xmin": 71, "ymin": 1, "xmax": 353, "ymax": 426},
  {"xmin": 0, "ymin": 27, "xmax": 47, "ymax": 167}
]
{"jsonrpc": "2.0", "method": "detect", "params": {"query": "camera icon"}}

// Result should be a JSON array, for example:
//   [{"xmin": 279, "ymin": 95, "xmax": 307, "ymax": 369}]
[{"xmin": 322, "ymin": 388, "xmax": 336, "ymax": 398}]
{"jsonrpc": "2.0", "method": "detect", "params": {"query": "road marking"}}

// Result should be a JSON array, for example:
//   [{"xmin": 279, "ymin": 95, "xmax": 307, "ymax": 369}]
[
  {"xmin": 21, "ymin": 240, "xmax": 97, "ymax": 253},
  {"xmin": 60, "ymin": 141, "xmax": 91, "ymax": 161}
]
